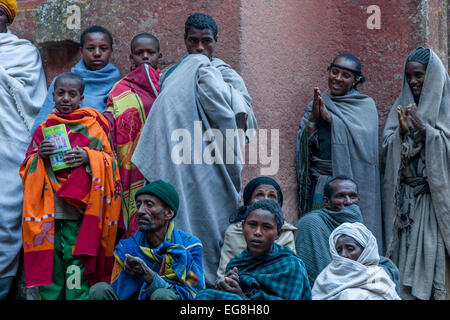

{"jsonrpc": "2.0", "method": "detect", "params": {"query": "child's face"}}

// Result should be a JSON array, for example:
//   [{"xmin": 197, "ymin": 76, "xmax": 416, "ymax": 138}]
[
  {"xmin": 81, "ymin": 32, "xmax": 112, "ymax": 71},
  {"xmin": 130, "ymin": 37, "xmax": 161, "ymax": 69},
  {"xmin": 52, "ymin": 78, "xmax": 84, "ymax": 115}
]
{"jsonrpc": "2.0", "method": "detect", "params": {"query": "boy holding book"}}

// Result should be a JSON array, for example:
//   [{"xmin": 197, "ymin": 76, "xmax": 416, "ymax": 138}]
[{"xmin": 20, "ymin": 72, "xmax": 121, "ymax": 300}]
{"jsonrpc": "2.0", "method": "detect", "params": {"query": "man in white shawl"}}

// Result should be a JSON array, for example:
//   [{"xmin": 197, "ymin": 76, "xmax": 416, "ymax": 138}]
[
  {"xmin": 312, "ymin": 222, "xmax": 400, "ymax": 300},
  {"xmin": 132, "ymin": 13, "xmax": 257, "ymax": 287},
  {"xmin": 382, "ymin": 47, "xmax": 450, "ymax": 300},
  {"xmin": 0, "ymin": 0, "xmax": 47, "ymax": 299}
]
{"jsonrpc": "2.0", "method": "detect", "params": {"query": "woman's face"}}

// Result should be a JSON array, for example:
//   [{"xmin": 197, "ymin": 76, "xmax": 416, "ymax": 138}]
[
  {"xmin": 243, "ymin": 209, "xmax": 279, "ymax": 257},
  {"xmin": 405, "ymin": 61, "xmax": 426, "ymax": 100},
  {"xmin": 335, "ymin": 235, "xmax": 363, "ymax": 261},
  {"xmin": 249, "ymin": 184, "xmax": 278, "ymax": 205},
  {"xmin": 328, "ymin": 57, "xmax": 357, "ymax": 96}
]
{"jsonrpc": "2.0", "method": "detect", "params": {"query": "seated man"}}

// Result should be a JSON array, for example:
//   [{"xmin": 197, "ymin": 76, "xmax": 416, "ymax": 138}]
[
  {"xmin": 294, "ymin": 175, "xmax": 400, "ymax": 292},
  {"xmin": 89, "ymin": 180, "xmax": 205, "ymax": 300},
  {"xmin": 103, "ymin": 33, "xmax": 162, "ymax": 237},
  {"xmin": 32, "ymin": 25, "xmax": 121, "ymax": 133},
  {"xmin": 217, "ymin": 176, "xmax": 297, "ymax": 279},
  {"xmin": 196, "ymin": 199, "xmax": 311, "ymax": 300}
]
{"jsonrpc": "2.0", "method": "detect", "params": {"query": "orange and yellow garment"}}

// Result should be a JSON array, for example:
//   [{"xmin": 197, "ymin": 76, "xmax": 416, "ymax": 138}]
[{"xmin": 20, "ymin": 107, "xmax": 121, "ymax": 287}]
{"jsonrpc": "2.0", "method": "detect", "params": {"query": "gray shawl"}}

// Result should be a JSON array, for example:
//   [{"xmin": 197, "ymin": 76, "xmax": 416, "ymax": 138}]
[
  {"xmin": 296, "ymin": 89, "xmax": 383, "ymax": 251},
  {"xmin": 132, "ymin": 54, "xmax": 257, "ymax": 287},
  {"xmin": 381, "ymin": 49, "xmax": 450, "ymax": 300}
]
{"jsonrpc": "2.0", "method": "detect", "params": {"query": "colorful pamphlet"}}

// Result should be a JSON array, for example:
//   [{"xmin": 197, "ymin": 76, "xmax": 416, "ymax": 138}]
[{"xmin": 42, "ymin": 124, "xmax": 72, "ymax": 171}]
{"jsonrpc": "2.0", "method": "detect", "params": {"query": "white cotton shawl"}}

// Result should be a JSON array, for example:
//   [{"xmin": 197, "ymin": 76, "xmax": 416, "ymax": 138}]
[
  {"xmin": 0, "ymin": 30, "xmax": 47, "ymax": 277},
  {"xmin": 312, "ymin": 222, "xmax": 401, "ymax": 300}
]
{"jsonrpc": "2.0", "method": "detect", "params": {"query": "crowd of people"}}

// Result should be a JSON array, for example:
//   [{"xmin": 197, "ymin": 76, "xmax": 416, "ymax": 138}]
[{"xmin": 0, "ymin": 0, "xmax": 449, "ymax": 301}]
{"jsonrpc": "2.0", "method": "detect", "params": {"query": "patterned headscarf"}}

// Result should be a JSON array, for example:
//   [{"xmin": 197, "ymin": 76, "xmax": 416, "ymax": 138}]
[{"xmin": 0, "ymin": 0, "xmax": 17, "ymax": 22}]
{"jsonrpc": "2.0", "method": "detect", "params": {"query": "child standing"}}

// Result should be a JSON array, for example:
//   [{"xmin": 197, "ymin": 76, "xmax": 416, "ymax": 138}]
[{"xmin": 20, "ymin": 72, "xmax": 121, "ymax": 299}]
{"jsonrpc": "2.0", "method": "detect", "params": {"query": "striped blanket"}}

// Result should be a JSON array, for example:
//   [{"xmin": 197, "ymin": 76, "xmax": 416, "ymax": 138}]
[{"xmin": 111, "ymin": 221, "xmax": 204, "ymax": 300}]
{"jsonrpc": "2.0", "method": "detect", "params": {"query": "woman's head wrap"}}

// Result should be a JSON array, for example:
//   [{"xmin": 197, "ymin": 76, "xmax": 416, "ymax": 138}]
[
  {"xmin": 406, "ymin": 47, "xmax": 430, "ymax": 69},
  {"xmin": 135, "ymin": 180, "xmax": 180, "ymax": 217},
  {"xmin": 229, "ymin": 176, "xmax": 283, "ymax": 223},
  {"xmin": 0, "ymin": 0, "xmax": 17, "ymax": 22},
  {"xmin": 242, "ymin": 198, "xmax": 284, "ymax": 233},
  {"xmin": 328, "ymin": 53, "xmax": 366, "ymax": 89}
]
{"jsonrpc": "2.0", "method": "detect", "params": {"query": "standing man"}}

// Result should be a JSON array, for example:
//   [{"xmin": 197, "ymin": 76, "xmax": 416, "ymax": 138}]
[
  {"xmin": 0, "ymin": 0, "xmax": 47, "ymax": 299},
  {"xmin": 294, "ymin": 176, "xmax": 400, "ymax": 292},
  {"xmin": 132, "ymin": 13, "xmax": 257, "ymax": 287}
]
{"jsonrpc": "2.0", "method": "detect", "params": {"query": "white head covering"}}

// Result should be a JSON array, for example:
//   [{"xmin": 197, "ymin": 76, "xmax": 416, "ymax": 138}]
[{"xmin": 312, "ymin": 222, "xmax": 401, "ymax": 300}]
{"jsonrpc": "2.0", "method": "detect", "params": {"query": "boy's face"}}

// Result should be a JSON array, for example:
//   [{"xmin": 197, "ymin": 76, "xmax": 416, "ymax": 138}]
[
  {"xmin": 184, "ymin": 27, "xmax": 216, "ymax": 60},
  {"xmin": 81, "ymin": 32, "xmax": 113, "ymax": 71},
  {"xmin": 52, "ymin": 78, "xmax": 84, "ymax": 115},
  {"xmin": 130, "ymin": 37, "xmax": 161, "ymax": 69}
]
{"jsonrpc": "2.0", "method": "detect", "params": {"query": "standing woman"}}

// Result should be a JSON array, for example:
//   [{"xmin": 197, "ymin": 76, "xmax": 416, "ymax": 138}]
[
  {"xmin": 296, "ymin": 53, "xmax": 383, "ymax": 250},
  {"xmin": 382, "ymin": 47, "xmax": 449, "ymax": 300},
  {"xmin": 0, "ymin": 0, "xmax": 47, "ymax": 299}
]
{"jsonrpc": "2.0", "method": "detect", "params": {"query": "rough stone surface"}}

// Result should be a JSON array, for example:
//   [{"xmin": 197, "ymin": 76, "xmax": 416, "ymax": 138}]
[{"xmin": 10, "ymin": 0, "xmax": 449, "ymax": 225}]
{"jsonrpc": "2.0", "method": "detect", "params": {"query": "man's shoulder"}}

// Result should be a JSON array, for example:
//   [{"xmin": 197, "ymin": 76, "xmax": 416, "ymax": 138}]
[
  {"xmin": 173, "ymin": 226, "xmax": 203, "ymax": 247},
  {"xmin": 296, "ymin": 210, "xmax": 326, "ymax": 227}
]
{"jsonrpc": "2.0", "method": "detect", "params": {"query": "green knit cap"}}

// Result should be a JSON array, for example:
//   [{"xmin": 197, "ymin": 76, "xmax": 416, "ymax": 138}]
[{"xmin": 135, "ymin": 180, "xmax": 180, "ymax": 215}]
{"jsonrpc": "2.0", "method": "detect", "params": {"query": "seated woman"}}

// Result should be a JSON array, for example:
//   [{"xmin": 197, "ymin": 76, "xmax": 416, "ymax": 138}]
[
  {"xmin": 296, "ymin": 53, "xmax": 383, "ymax": 249},
  {"xmin": 196, "ymin": 199, "xmax": 311, "ymax": 300},
  {"xmin": 217, "ymin": 176, "xmax": 297, "ymax": 279},
  {"xmin": 312, "ymin": 222, "xmax": 400, "ymax": 300}
]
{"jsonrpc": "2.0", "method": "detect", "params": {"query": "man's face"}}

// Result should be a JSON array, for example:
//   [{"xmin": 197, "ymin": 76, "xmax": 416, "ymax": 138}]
[
  {"xmin": 328, "ymin": 57, "xmax": 357, "ymax": 96},
  {"xmin": 184, "ymin": 27, "xmax": 216, "ymax": 60},
  {"xmin": 52, "ymin": 77, "xmax": 84, "ymax": 115},
  {"xmin": 0, "ymin": 8, "xmax": 10, "ymax": 33},
  {"xmin": 243, "ymin": 208, "xmax": 279, "ymax": 257},
  {"xmin": 405, "ymin": 61, "xmax": 426, "ymax": 100},
  {"xmin": 81, "ymin": 32, "xmax": 113, "ymax": 71},
  {"xmin": 130, "ymin": 37, "xmax": 161, "ymax": 69},
  {"xmin": 323, "ymin": 179, "xmax": 359, "ymax": 212},
  {"xmin": 136, "ymin": 194, "xmax": 173, "ymax": 233}
]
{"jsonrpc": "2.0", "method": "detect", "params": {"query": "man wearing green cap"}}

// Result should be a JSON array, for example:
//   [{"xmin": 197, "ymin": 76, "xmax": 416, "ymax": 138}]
[{"xmin": 89, "ymin": 180, "xmax": 205, "ymax": 300}]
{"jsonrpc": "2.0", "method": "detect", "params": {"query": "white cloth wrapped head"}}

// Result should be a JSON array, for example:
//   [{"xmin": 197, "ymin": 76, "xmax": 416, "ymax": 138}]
[{"xmin": 312, "ymin": 222, "xmax": 401, "ymax": 300}]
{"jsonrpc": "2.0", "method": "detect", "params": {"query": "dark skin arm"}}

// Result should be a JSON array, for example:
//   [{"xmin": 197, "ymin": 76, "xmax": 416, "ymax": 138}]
[{"xmin": 215, "ymin": 267, "xmax": 246, "ymax": 298}]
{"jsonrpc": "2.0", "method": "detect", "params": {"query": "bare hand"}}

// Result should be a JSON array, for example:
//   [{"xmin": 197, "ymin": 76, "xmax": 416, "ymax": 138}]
[
  {"xmin": 397, "ymin": 104, "xmax": 411, "ymax": 135},
  {"xmin": 124, "ymin": 254, "xmax": 155, "ymax": 283},
  {"xmin": 39, "ymin": 140, "xmax": 55, "ymax": 159},
  {"xmin": 409, "ymin": 104, "xmax": 426, "ymax": 135},
  {"xmin": 309, "ymin": 87, "xmax": 322, "ymax": 123},
  {"xmin": 64, "ymin": 146, "xmax": 89, "ymax": 168},
  {"xmin": 216, "ymin": 267, "xmax": 245, "ymax": 297}
]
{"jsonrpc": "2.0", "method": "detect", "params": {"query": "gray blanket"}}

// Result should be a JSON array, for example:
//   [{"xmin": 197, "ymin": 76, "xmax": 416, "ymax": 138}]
[
  {"xmin": 296, "ymin": 89, "xmax": 383, "ymax": 251},
  {"xmin": 382, "ymin": 49, "xmax": 450, "ymax": 300},
  {"xmin": 132, "ymin": 54, "xmax": 257, "ymax": 287}
]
